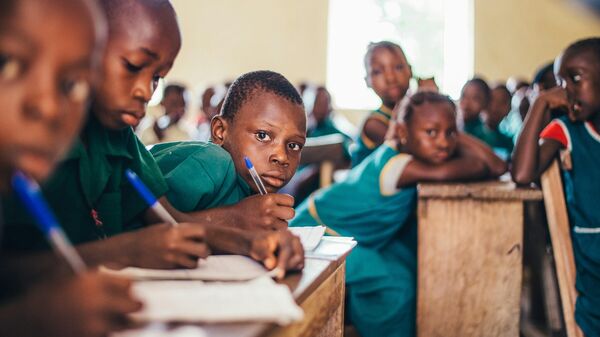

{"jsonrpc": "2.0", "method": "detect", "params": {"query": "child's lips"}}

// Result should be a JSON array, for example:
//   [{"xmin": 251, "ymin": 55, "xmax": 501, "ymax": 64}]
[
  {"xmin": 261, "ymin": 174, "xmax": 286, "ymax": 188},
  {"xmin": 120, "ymin": 111, "xmax": 143, "ymax": 127}
]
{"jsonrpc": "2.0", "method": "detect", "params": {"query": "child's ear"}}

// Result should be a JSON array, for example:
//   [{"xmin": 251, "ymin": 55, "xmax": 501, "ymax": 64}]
[
  {"xmin": 211, "ymin": 116, "xmax": 228, "ymax": 145},
  {"xmin": 396, "ymin": 122, "xmax": 409, "ymax": 145}
]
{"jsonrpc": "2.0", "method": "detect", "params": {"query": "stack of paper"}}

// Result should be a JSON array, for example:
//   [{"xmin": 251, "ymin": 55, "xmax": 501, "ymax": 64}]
[
  {"xmin": 100, "ymin": 255, "xmax": 276, "ymax": 281},
  {"xmin": 288, "ymin": 226, "xmax": 356, "ymax": 260},
  {"xmin": 131, "ymin": 277, "xmax": 303, "ymax": 325}
]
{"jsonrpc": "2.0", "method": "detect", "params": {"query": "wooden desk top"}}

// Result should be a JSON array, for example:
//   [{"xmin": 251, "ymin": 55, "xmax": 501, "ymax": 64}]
[{"xmin": 418, "ymin": 179, "xmax": 543, "ymax": 201}]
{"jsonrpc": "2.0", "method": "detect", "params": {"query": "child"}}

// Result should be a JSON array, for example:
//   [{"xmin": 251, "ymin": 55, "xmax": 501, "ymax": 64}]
[
  {"xmin": 3, "ymin": 0, "xmax": 303, "ymax": 275},
  {"xmin": 459, "ymin": 77, "xmax": 491, "ymax": 135},
  {"xmin": 0, "ymin": 0, "xmax": 142, "ymax": 336},
  {"xmin": 512, "ymin": 38, "xmax": 600, "ymax": 337},
  {"xmin": 350, "ymin": 41, "xmax": 412, "ymax": 167},
  {"xmin": 478, "ymin": 84, "xmax": 514, "ymax": 160},
  {"xmin": 151, "ymin": 70, "xmax": 306, "ymax": 231},
  {"xmin": 291, "ymin": 92, "xmax": 506, "ymax": 337},
  {"xmin": 138, "ymin": 84, "xmax": 197, "ymax": 145}
]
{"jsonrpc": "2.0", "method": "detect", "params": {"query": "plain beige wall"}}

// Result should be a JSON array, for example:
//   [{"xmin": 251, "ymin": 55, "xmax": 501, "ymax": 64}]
[
  {"xmin": 167, "ymin": 0, "xmax": 329, "ymax": 93},
  {"xmin": 475, "ymin": 0, "xmax": 600, "ymax": 83}
]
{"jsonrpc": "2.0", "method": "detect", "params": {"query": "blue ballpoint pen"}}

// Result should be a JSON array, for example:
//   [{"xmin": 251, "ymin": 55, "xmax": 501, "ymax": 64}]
[
  {"xmin": 125, "ymin": 169, "xmax": 178, "ymax": 225},
  {"xmin": 12, "ymin": 171, "xmax": 87, "ymax": 274},
  {"xmin": 244, "ymin": 156, "xmax": 268, "ymax": 195}
]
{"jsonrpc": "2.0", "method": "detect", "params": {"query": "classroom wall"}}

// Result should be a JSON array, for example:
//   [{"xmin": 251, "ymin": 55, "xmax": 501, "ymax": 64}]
[
  {"xmin": 474, "ymin": 0, "xmax": 600, "ymax": 83},
  {"xmin": 167, "ymin": 0, "xmax": 329, "ymax": 93}
]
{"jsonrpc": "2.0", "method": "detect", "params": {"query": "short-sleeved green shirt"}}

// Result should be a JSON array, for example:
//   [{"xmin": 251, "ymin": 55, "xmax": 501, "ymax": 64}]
[
  {"xmin": 150, "ymin": 141, "xmax": 253, "ymax": 212},
  {"xmin": 2, "ymin": 115, "xmax": 168, "ymax": 251}
]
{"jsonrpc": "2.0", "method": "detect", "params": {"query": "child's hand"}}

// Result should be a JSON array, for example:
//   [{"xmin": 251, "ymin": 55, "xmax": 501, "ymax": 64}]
[
  {"xmin": 536, "ymin": 86, "xmax": 570, "ymax": 115},
  {"xmin": 234, "ymin": 194, "xmax": 295, "ymax": 230},
  {"xmin": 248, "ymin": 230, "xmax": 305, "ymax": 279},
  {"xmin": 20, "ymin": 272, "xmax": 141, "ymax": 337},
  {"xmin": 126, "ymin": 223, "xmax": 210, "ymax": 269}
]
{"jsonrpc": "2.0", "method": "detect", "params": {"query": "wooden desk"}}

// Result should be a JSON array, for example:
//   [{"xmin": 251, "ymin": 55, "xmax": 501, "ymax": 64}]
[
  {"xmin": 203, "ymin": 257, "xmax": 347, "ymax": 337},
  {"xmin": 416, "ymin": 180, "xmax": 542, "ymax": 337}
]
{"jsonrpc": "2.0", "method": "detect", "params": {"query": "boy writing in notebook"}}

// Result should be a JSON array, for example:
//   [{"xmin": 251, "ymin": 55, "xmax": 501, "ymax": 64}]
[
  {"xmin": 0, "ymin": 0, "xmax": 142, "ymax": 335},
  {"xmin": 291, "ymin": 92, "xmax": 506, "ymax": 337},
  {"xmin": 512, "ymin": 38, "xmax": 600, "ymax": 337},
  {"xmin": 3, "ymin": 0, "xmax": 303, "ymax": 275},
  {"xmin": 151, "ymin": 70, "xmax": 306, "ymax": 231},
  {"xmin": 350, "ymin": 40, "xmax": 412, "ymax": 167}
]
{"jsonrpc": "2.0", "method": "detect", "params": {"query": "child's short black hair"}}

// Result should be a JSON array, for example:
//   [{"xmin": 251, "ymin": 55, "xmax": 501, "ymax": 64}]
[
  {"xmin": 220, "ymin": 70, "xmax": 304, "ymax": 121},
  {"xmin": 564, "ymin": 37, "xmax": 600, "ymax": 63},
  {"xmin": 163, "ymin": 84, "xmax": 186, "ymax": 97},
  {"xmin": 364, "ymin": 41, "xmax": 405, "ymax": 70},
  {"xmin": 461, "ymin": 77, "xmax": 491, "ymax": 104},
  {"xmin": 402, "ymin": 91, "xmax": 456, "ymax": 124},
  {"xmin": 492, "ymin": 84, "xmax": 512, "ymax": 98},
  {"xmin": 532, "ymin": 62, "xmax": 554, "ymax": 85}
]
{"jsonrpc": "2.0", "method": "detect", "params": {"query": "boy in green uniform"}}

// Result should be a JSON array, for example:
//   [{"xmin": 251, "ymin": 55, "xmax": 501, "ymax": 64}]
[
  {"xmin": 3, "ymin": 0, "xmax": 304, "ymax": 275},
  {"xmin": 478, "ymin": 85, "xmax": 514, "ymax": 160},
  {"xmin": 459, "ymin": 77, "xmax": 490, "ymax": 136},
  {"xmin": 0, "ymin": 0, "xmax": 142, "ymax": 335},
  {"xmin": 291, "ymin": 92, "xmax": 506, "ymax": 337},
  {"xmin": 151, "ymin": 70, "xmax": 306, "ymax": 231},
  {"xmin": 350, "ymin": 41, "xmax": 412, "ymax": 167}
]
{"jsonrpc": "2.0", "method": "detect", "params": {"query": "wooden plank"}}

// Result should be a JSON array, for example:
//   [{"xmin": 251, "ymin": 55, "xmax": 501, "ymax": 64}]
[
  {"xmin": 418, "ymin": 180, "xmax": 543, "ymax": 201},
  {"xmin": 540, "ymin": 160, "xmax": 583, "ymax": 337},
  {"xmin": 265, "ymin": 263, "xmax": 345, "ymax": 337},
  {"xmin": 417, "ymin": 197, "xmax": 523, "ymax": 337}
]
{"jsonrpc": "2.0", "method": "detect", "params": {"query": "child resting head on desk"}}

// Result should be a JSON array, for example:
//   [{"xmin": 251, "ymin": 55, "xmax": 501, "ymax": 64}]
[
  {"xmin": 512, "ymin": 37, "xmax": 600, "ymax": 337},
  {"xmin": 2, "ymin": 0, "xmax": 304, "ymax": 277},
  {"xmin": 0, "ymin": 0, "xmax": 143, "ymax": 336},
  {"xmin": 151, "ymin": 70, "xmax": 307, "ymax": 231},
  {"xmin": 290, "ymin": 91, "xmax": 507, "ymax": 337}
]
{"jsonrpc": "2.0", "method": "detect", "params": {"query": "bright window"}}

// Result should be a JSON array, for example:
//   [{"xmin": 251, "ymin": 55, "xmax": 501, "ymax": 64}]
[{"xmin": 327, "ymin": 0, "xmax": 473, "ymax": 109}]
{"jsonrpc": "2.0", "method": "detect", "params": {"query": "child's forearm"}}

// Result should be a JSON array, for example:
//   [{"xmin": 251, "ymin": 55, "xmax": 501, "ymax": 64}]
[
  {"xmin": 511, "ymin": 97, "xmax": 552, "ymax": 184},
  {"xmin": 458, "ymin": 133, "xmax": 507, "ymax": 177}
]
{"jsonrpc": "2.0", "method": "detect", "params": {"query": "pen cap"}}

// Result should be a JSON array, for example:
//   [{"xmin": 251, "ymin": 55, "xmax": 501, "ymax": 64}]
[
  {"xmin": 11, "ymin": 171, "xmax": 59, "ymax": 235},
  {"xmin": 244, "ymin": 156, "xmax": 254, "ymax": 169}
]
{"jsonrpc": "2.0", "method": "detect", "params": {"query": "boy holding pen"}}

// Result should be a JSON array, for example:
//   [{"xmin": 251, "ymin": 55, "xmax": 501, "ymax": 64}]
[
  {"xmin": 0, "ymin": 0, "xmax": 142, "ymax": 336},
  {"xmin": 3, "ymin": 0, "xmax": 303, "ymax": 275},
  {"xmin": 151, "ymin": 70, "xmax": 306, "ymax": 230}
]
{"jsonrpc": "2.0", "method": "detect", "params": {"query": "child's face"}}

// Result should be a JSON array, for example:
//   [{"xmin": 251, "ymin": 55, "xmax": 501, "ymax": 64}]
[
  {"xmin": 213, "ymin": 92, "xmax": 307, "ymax": 193},
  {"xmin": 459, "ymin": 83, "xmax": 487, "ymax": 121},
  {"xmin": 401, "ymin": 102, "xmax": 458, "ymax": 165},
  {"xmin": 365, "ymin": 47, "xmax": 411, "ymax": 108},
  {"xmin": 310, "ymin": 89, "xmax": 331, "ymax": 124},
  {"xmin": 162, "ymin": 91, "xmax": 186, "ymax": 122},
  {"xmin": 0, "ymin": 0, "xmax": 99, "ymax": 184},
  {"xmin": 557, "ymin": 50, "xmax": 600, "ymax": 122},
  {"xmin": 486, "ymin": 89, "xmax": 511, "ymax": 129},
  {"xmin": 93, "ymin": 5, "xmax": 181, "ymax": 130}
]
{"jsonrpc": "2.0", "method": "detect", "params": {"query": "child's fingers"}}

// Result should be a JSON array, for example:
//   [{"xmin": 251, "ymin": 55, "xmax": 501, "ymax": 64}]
[
  {"xmin": 289, "ymin": 234, "xmax": 305, "ymax": 270},
  {"xmin": 275, "ymin": 239, "xmax": 293, "ymax": 280},
  {"xmin": 178, "ymin": 223, "xmax": 207, "ymax": 240},
  {"xmin": 176, "ymin": 241, "xmax": 211, "ymax": 260},
  {"xmin": 173, "ymin": 254, "xmax": 200, "ymax": 269},
  {"xmin": 264, "ymin": 219, "xmax": 289, "ymax": 231},
  {"xmin": 271, "ymin": 205, "xmax": 295, "ymax": 221},
  {"xmin": 271, "ymin": 193, "xmax": 295, "ymax": 207}
]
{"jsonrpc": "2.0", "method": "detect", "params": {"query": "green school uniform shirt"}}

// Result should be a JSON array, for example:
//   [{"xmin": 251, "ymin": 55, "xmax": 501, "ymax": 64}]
[
  {"xmin": 291, "ymin": 142, "xmax": 417, "ymax": 337},
  {"xmin": 150, "ymin": 141, "xmax": 253, "ymax": 212},
  {"xmin": 2, "ymin": 115, "xmax": 168, "ymax": 251},
  {"xmin": 349, "ymin": 105, "xmax": 393, "ymax": 167}
]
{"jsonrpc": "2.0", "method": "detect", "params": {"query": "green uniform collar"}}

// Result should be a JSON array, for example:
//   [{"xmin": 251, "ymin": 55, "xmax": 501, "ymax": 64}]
[{"xmin": 64, "ymin": 115, "xmax": 134, "ymax": 161}]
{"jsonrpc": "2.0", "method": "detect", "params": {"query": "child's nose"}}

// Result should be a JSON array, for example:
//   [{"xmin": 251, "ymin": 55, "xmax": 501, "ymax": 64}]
[
  {"xmin": 25, "ymin": 69, "xmax": 61, "ymax": 125},
  {"xmin": 270, "ymin": 145, "xmax": 290, "ymax": 167},
  {"xmin": 132, "ymin": 76, "xmax": 155, "ymax": 103}
]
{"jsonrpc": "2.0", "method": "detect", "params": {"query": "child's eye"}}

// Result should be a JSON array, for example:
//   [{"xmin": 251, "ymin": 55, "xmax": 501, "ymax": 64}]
[
  {"xmin": 152, "ymin": 75, "xmax": 161, "ymax": 89},
  {"xmin": 288, "ymin": 142, "xmax": 303, "ymax": 152},
  {"xmin": 61, "ymin": 77, "xmax": 90, "ymax": 103},
  {"xmin": 426, "ymin": 129, "xmax": 437, "ymax": 137},
  {"xmin": 572, "ymin": 74, "xmax": 582, "ymax": 83},
  {"xmin": 447, "ymin": 130, "xmax": 458, "ymax": 138},
  {"xmin": 395, "ymin": 64, "xmax": 404, "ymax": 71},
  {"xmin": 255, "ymin": 131, "xmax": 272, "ymax": 142},
  {"xmin": 371, "ymin": 69, "xmax": 382, "ymax": 76},
  {"xmin": 0, "ymin": 54, "xmax": 22, "ymax": 81},
  {"xmin": 123, "ymin": 59, "xmax": 143, "ymax": 73}
]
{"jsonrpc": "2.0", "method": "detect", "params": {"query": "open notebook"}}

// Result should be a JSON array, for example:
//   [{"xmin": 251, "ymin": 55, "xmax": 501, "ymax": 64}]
[
  {"xmin": 100, "ymin": 255, "xmax": 276, "ymax": 281},
  {"xmin": 289, "ymin": 226, "xmax": 356, "ymax": 260},
  {"xmin": 131, "ymin": 277, "xmax": 303, "ymax": 325}
]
